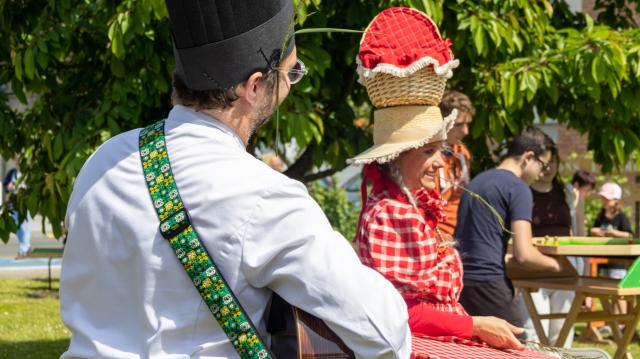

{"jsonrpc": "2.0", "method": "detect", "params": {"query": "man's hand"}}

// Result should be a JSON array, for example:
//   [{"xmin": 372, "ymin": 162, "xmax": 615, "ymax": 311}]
[{"xmin": 472, "ymin": 316, "xmax": 525, "ymax": 350}]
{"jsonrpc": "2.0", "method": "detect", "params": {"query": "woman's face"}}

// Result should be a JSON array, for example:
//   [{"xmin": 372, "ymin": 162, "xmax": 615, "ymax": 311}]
[
  {"xmin": 536, "ymin": 155, "xmax": 558, "ymax": 185},
  {"xmin": 395, "ymin": 141, "xmax": 445, "ymax": 191}
]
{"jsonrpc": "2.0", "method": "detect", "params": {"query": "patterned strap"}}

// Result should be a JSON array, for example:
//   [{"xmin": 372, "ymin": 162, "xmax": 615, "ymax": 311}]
[{"xmin": 139, "ymin": 120, "xmax": 272, "ymax": 359}]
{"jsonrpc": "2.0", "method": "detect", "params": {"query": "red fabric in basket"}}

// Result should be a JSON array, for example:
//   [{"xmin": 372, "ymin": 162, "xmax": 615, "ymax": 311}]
[
  {"xmin": 359, "ymin": 7, "xmax": 454, "ymax": 71},
  {"xmin": 411, "ymin": 336, "xmax": 556, "ymax": 359}
]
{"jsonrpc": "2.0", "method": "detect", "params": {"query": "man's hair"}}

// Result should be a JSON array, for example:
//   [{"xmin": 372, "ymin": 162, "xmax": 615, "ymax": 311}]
[
  {"xmin": 505, "ymin": 126, "xmax": 549, "ymax": 158},
  {"xmin": 572, "ymin": 170, "xmax": 596, "ymax": 188},
  {"xmin": 171, "ymin": 70, "xmax": 278, "ymax": 110},
  {"xmin": 439, "ymin": 90, "xmax": 476, "ymax": 118}
]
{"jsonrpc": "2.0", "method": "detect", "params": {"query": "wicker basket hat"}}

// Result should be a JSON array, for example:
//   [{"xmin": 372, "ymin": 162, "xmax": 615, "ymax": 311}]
[
  {"xmin": 357, "ymin": 7, "xmax": 459, "ymax": 108},
  {"xmin": 348, "ymin": 7, "xmax": 458, "ymax": 165}
]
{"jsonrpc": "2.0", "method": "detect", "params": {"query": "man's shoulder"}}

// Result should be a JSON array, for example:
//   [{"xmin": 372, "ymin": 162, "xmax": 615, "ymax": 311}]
[
  {"xmin": 471, "ymin": 168, "xmax": 522, "ymax": 186},
  {"xmin": 77, "ymin": 129, "xmax": 140, "ymax": 178}
]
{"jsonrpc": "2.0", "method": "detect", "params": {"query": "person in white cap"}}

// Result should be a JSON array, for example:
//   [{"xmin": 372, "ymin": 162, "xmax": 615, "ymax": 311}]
[
  {"xmin": 590, "ymin": 182, "xmax": 632, "ymax": 239},
  {"xmin": 591, "ymin": 182, "xmax": 633, "ymax": 280},
  {"xmin": 590, "ymin": 182, "xmax": 633, "ymax": 321}
]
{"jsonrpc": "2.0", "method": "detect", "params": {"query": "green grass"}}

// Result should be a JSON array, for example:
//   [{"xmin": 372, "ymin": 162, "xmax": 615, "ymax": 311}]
[
  {"xmin": 0, "ymin": 279, "xmax": 69, "ymax": 359},
  {"xmin": 572, "ymin": 323, "xmax": 640, "ymax": 357},
  {"xmin": 1, "ymin": 279, "xmax": 639, "ymax": 358}
]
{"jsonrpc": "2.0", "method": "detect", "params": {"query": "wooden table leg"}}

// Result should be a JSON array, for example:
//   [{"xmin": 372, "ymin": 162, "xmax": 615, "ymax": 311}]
[
  {"xmin": 521, "ymin": 288, "xmax": 549, "ymax": 345},
  {"xmin": 555, "ymin": 292, "xmax": 585, "ymax": 347},
  {"xmin": 601, "ymin": 298, "xmax": 624, "ymax": 344},
  {"xmin": 613, "ymin": 298, "xmax": 640, "ymax": 359}
]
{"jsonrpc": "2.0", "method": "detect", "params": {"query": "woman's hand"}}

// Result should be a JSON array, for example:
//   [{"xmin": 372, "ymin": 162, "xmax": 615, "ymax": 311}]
[{"xmin": 472, "ymin": 316, "xmax": 525, "ymax": 350}]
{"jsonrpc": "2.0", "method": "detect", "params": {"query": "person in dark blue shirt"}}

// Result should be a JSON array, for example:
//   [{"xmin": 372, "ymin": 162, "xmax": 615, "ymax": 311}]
[{"xmin": 455, "ymin": 126, "xmax": 562, "ymax": 328}]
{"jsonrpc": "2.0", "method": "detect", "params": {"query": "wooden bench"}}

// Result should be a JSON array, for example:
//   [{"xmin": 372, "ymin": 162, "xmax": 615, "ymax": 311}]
[
  {"xmin": 27, "ymin": 247, "xmax": 64, "ymax": 290},
  {"xmin": 514, "ymin": 276, "xmax": 640, "ymax": 359},
  {"xmin": 581, "ymin": 258, "xmax": 636, "ymax": 342}
]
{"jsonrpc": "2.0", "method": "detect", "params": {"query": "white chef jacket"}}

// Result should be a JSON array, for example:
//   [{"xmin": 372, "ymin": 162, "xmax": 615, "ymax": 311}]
[{"xmin": 60, "ymin": 105, "xmax": 411, "ymax": 359}]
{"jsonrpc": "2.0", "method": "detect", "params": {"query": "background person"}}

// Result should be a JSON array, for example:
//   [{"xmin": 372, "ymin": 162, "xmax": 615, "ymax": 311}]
[
  {"xmin": 590, "ymin": 182, "xmax": 633, "ymax": 280},
  {"xmin": 3, "ymin": 157, "xmax": 31, "ymax": 259},
  {"xmin": 568, "ymin": 170, "xmax": 596, "ymax": 238},
  {"xmin": 590, "ymin": 182, "xmax": 633, "ymax": 240},
  {"xmin": 436, "ymin": 90, "xmax": 475, "ymax": 236},
  {"xmin": 456, "ymin": 126, "xmax": 562, "ymax": 331},
  {"xmin": 522, "ymin": 133, "xmax": 575, "ymax": 347}
]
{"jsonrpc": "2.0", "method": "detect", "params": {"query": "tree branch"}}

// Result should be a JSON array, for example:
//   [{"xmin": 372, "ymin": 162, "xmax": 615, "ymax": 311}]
[
  {"xmin": 283, "ymin": 142, "xmax": 316, "ymax": 181},
  {"xmin": 302, "ymin": 168, "xmax": 339, "ymax": 183}
]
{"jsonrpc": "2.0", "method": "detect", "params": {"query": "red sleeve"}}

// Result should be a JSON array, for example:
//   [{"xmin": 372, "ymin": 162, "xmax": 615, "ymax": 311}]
[{"xmin": 408, "ymin": 304, "xmax": 473, "ymax": 339}]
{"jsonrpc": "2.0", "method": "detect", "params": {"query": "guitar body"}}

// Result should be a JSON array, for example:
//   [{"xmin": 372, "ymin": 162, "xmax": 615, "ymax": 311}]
[{"xmin": 267, "ymin": 294, "xmax": 355, "ymax": 359}]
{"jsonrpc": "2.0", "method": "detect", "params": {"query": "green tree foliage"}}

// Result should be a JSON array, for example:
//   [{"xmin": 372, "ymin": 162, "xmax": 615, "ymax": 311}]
[
  {"xmin": 1, "ymin": 0, "xmax": 639, "ymax": 241},
  {"xmin": 308, "ymin": 178, "xmax": 359, "ymax": 241}
]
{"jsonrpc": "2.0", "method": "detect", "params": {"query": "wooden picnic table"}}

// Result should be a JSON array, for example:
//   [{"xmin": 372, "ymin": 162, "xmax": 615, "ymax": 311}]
[{"xmin": 512, "ymin": 236, "xmax": 640, "ymax": 359}]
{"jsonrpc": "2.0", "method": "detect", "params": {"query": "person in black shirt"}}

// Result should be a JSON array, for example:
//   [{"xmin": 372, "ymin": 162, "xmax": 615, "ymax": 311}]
[
  {"xmin": 590, "ymin": 182, "xmax": 633, "ymax": 239},
  {"xmin": 590, "ymin": 182, "xmax": 633, "ymax": 316}
]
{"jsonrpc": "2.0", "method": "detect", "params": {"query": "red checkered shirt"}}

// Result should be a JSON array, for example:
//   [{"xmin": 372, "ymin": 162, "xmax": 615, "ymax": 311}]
[{"xmin": 355, "ymin": 187, "xmax": 465, "ymax": 314}]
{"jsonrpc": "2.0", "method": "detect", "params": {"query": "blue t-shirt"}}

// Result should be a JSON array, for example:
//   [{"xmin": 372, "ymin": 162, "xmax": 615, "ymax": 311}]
[{"xmin": 454, "ymin": 168, "xmax": 533, "ymax": 282}]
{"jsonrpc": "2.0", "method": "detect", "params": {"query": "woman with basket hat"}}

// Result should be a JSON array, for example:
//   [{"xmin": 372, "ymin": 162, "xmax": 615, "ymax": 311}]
[{"xmin": 351, "ymin": 7, "xmax": 525, "ymax": 350}]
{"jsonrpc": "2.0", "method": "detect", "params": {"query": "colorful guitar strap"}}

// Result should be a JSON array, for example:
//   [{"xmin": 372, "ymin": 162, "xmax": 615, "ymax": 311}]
[{"xmin": 139, "ymin": 120, "xmax": 272, "ymax": 359}]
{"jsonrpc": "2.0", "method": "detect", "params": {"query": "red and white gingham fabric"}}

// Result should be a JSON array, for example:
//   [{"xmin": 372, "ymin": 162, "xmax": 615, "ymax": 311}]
[
  {"xmin": 357, "ymin": 7, "xmax": 457, "ymax": 79},
  {"xmin": 411, "ymin": 336, "xmax": 556, "ymax": 359},
  {"xmin": 355, "ymin": 188, "xmax": 465, "ymax": 313}
]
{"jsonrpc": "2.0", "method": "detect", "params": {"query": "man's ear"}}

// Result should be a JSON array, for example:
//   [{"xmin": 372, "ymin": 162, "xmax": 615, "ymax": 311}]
[
  {"xmin": 235, "ymin": 71, "xmax": 264, "ymax": 106},
  {"xmin": 521, "ymin": 150, "xmax": 535, "ymax": 164}
]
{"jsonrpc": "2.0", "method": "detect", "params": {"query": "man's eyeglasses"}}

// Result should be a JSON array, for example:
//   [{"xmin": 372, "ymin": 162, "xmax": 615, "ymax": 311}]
[
  {"xmin": 275, "ymin": 59, "xmax": 307, "ymax": 85},
  {"xmin": 535, "ymin": 157, "xmax": 551, "ymax": 172}
]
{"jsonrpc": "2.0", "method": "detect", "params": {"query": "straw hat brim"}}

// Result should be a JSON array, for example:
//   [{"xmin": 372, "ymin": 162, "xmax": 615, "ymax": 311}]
[{"xmin": 347, "ymin": 107, "xmax": 456, "ymax": 165}]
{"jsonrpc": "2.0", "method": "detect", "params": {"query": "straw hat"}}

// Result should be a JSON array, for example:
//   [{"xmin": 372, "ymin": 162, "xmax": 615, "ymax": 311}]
[
  {"xmin": 348, "ymin": 7, "xmax": 458, "ymax": 165},
  {"xmin": 348, "ymin": 106, "xmax": 456, "ymax": 165}
]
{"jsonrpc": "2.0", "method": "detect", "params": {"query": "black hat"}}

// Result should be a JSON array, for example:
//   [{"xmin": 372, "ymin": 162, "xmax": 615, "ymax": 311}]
[{"xmin": 165, "ymin": 0, "xmax": 295, "ymax": 91}]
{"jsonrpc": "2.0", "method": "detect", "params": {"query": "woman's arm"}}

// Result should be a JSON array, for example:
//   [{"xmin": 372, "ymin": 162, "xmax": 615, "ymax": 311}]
[
  {"xmin": 408, "ymin": 305, "xmax": 524, "ymax": 350},
  {"xmin": 472, "ymin": 316, "xmax": 524, "ymax": 350},
  {"xmin": 408, "ymin": 305, "xmax": 473, "ymax": 339},
  {"xmin": 605, "ymin": 227, "xmax": 632, "ymax": 238}
]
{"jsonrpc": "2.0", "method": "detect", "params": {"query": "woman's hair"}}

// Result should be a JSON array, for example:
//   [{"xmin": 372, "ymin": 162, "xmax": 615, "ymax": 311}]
[
  {"xmin": 379, "ymin": 162, "xmax": 417, "ymax": 208},
  {"xmin": 572, "ymin": 170, "xmax": 596, "ymax": 189},
  {"xmin": 542, "ymin": 131, "xmax": 564, "ymax": 189}
]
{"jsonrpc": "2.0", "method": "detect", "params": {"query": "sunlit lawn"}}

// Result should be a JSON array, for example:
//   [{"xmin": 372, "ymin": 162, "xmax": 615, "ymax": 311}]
[
  {"xmin": 572, "ymin": 323, "xmax": 640, "ymax": 357},
  {"xmin": 0, "ymin": 279, "xmax": 69, "ymax": 359},
  {"xmin": 1, "ymin": 278, "xmax": 639, "ymax": 358}
]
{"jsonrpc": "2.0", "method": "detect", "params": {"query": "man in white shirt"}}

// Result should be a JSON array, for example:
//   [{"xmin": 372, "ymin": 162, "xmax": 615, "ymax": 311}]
[{"xmin": 60, "ymin": 1, "xmax": 411, "ymax": 358}]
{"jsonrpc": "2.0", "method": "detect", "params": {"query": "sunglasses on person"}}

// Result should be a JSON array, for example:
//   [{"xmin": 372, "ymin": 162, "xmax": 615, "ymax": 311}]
[{"xmin": 275, "ymin": 58, "xmax": 308, "ymax": 85}]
